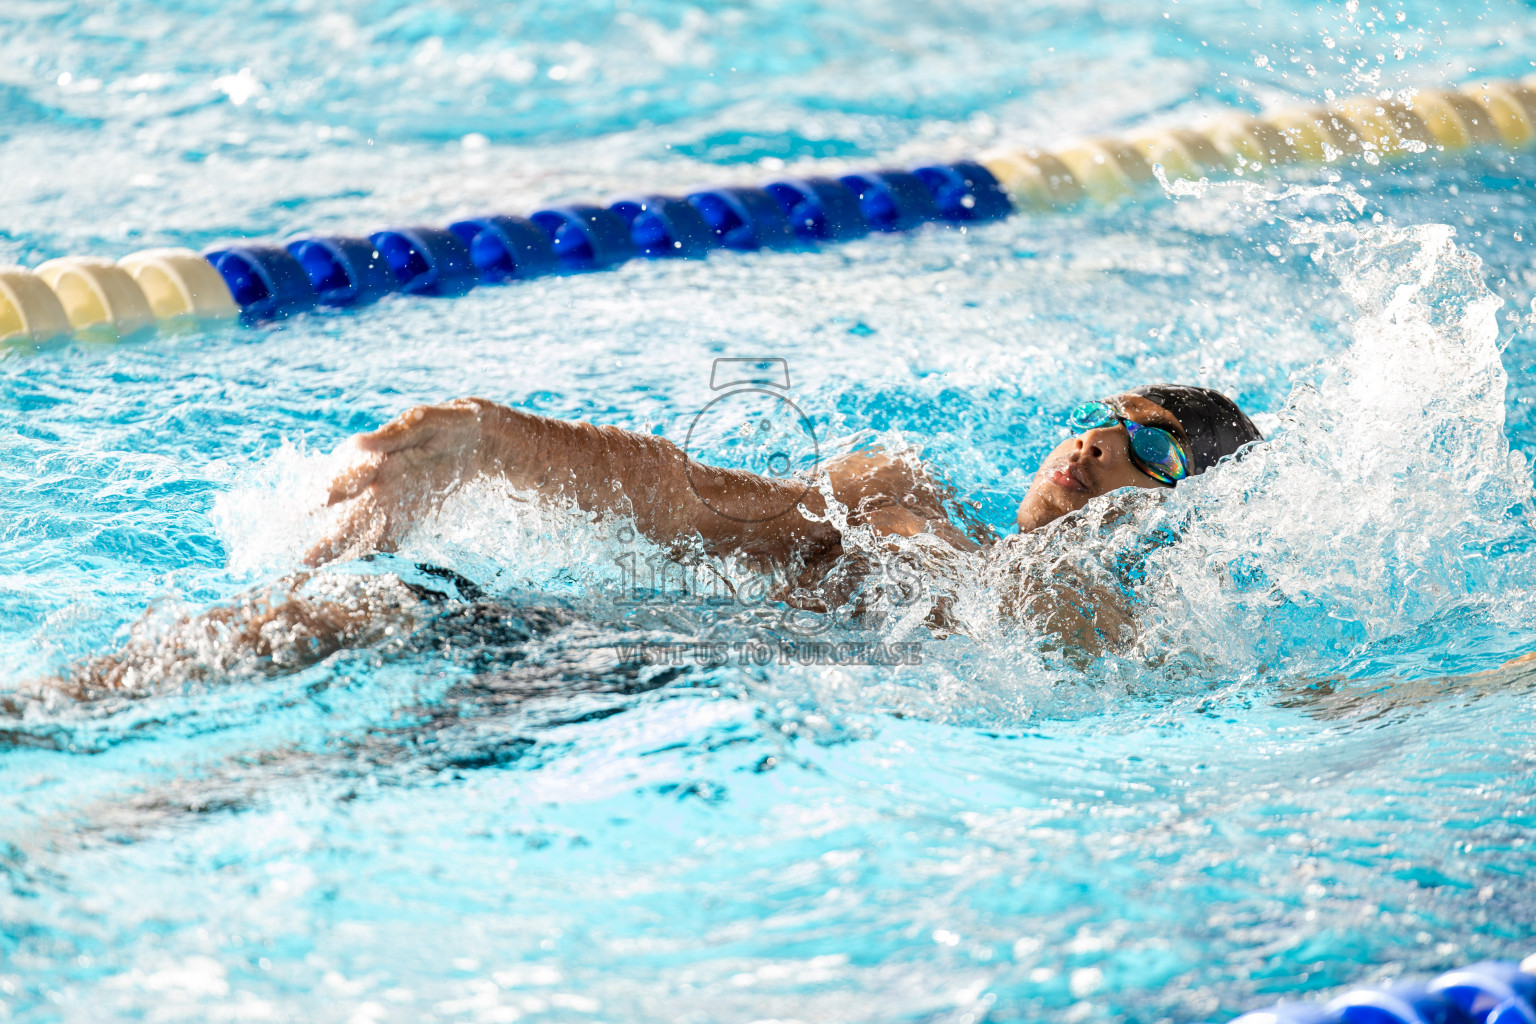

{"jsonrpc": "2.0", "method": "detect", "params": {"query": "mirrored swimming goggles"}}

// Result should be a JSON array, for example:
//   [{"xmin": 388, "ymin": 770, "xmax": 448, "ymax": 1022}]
[{"xmin": 1067, "ymin": 400, "xmax": 1191, "ymax": 486}]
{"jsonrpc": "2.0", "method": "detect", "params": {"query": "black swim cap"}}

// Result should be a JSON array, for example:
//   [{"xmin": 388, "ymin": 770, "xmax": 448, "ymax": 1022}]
[{"xmin": 1125, "ymin": 384, "xmax": 1263, "ymax": 476}]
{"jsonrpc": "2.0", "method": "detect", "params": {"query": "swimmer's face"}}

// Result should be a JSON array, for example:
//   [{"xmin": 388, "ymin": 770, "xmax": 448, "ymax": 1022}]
[{"xmin": 1018, "ymin": 394, "xmax": 1186, "ymax": 529}]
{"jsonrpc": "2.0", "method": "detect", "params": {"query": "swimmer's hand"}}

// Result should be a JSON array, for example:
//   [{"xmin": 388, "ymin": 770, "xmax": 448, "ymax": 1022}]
[{"xmin": 304, "ymin": 397, "xmax": 505, "ymax": 567}]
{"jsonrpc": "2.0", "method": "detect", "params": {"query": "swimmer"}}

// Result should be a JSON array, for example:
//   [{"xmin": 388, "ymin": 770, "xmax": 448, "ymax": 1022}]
[
  {"xmin": 304, "ymin": 383, "xmax": 1264, "ymax": 575},
  {"xmin": 53, "ymin": 383, "xmax": 1264, "ymax": 700}
]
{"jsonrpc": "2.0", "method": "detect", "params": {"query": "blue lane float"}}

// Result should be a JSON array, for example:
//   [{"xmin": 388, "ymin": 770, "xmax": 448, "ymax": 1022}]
[
  {"xmin": 529, "ymin": 205, "xmax": 638, "ymax": 272},
  {"xmin": 685, "ymin": 187, "xmax": 797, "ymax": 251},
  {"xmin": 764, "ymin": 177, "xmax": 869, "ymax": 242},
  {"xmin": 369, "ymin": 227, "xmax": 478, "ymax": 297},
  {"xmin": 838, "ymin": 169, "xmax": 942, "ymax": 231},
  {"xmin": 1231, "ymin": 959, "xmax": 1536, "ymax": 1024},
  {"xmin": 1236, "ymin": 1004, "xmax": 1344, "ymax": 1024},
  {"xmin": 1432, "ymin": 963, "xmax": 1536, "ymax": 1024},
  {"xmin": 447, "ymin": 216, "xmax": 558, "ymax": 283},
  {"xmin": 286, "ymin": 236, "xmax": 396, "ymax": 307},
  {"xmin": 203, "ymin": 245, "xmax": 318, "ymax": 322},
  {"xmin": 191, "ymin": 160, "xmax": 1011, "ymax": 321},
  {"xmin": 1326, "ymin": 982, "xmax": 1469, "ymax": 1024},
  {"xmin": 913, "ymin": 161, "xmax": 1013, "ymax": 222},
  {"xmin": 608, "ymin": 196, "xmax": 716, "ymax": 258}
]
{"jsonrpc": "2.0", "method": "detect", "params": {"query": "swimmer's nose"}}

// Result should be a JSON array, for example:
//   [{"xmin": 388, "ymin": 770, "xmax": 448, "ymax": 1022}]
[{"xmin": 1072, "ymin": 432, "xmax": 1107, "ymax": 462}]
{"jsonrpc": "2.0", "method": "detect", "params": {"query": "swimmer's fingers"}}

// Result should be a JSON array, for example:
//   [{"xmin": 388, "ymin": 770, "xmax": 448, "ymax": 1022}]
[
  {"xmin": 303, "ymin": 498, "xmax": 393, "ymax": 568},
  {"xmin": 301, "ymin": 516, "xmax": 352, "ymax": 568},
  {"xmin": 325, "ymin": 451, "xmax": 383, "ymax": 507}
]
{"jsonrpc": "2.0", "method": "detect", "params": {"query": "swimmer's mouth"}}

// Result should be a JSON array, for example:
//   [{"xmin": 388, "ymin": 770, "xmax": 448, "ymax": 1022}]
[{"xmin": 1049, "ymin": 463, "xmax": 1088, "ymax": 492}]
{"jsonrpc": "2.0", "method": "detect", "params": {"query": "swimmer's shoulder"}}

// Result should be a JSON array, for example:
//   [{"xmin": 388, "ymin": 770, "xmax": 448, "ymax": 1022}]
[{"xmin": 822, "ymin": 450, "xmax": 983, "ymax": 551}]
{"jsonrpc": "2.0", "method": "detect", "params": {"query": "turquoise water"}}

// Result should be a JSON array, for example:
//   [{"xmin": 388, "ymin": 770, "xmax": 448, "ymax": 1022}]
[{"xmin": 3, "ymin": 1, "xmax": 1536, "ymax": 1021}]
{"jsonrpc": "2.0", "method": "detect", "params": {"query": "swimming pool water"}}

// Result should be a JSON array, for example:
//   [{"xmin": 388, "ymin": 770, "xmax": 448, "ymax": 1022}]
[{"xmin": 2, "ymin": 1, "xmax": 1535, "ymax": 1021}]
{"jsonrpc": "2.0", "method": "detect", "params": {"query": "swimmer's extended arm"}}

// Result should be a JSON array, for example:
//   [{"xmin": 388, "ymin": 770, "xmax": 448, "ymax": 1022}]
[
  {"xmin": 304, "ymin": 397, "xmax": 843, "ymax": 567},
  {"xmin": 306, "ymin": 398, "xmax": 976, "ymax": 568}
]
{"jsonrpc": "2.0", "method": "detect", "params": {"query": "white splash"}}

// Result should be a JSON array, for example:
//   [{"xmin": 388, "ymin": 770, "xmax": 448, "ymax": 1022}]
[{"xmin": 968, "ymin": 217, "xmax": 1535, "ymax": 687}]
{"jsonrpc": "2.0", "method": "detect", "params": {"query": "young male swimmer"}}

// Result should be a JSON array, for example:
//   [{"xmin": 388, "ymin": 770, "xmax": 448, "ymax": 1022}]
[
  {"xmin": 54, "ymin": 383, "xmax": 1263, "ymax": 699},
  {"xmin": 305, "ymin": 383, "xmax": 1262, "ymax": 578}
]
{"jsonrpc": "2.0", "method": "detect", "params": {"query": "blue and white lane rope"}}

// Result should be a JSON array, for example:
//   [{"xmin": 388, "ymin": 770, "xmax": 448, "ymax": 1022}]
[{"xmin": 2, "ymin": 77, "xmax": 1535, "ymax": 343}]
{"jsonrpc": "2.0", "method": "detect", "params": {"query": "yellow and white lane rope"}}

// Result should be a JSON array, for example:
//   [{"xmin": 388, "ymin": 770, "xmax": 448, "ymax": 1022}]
[
  {"xmin": 980, "ymin": 77, "xmax": 1536, "ymax": 207},
  {"xmin": 1, "ymin": 249, "xmax": 239, "ymax": 345}
]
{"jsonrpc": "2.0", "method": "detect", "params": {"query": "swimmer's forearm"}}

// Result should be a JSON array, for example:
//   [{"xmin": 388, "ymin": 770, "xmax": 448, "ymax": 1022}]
[
  {"xmin": 478, "ymin": 404, "xmax": 835, "ymax": 556},
  {"xmin": 479, "ymin": 405, "xmax": 695, "ymax": 537}
]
